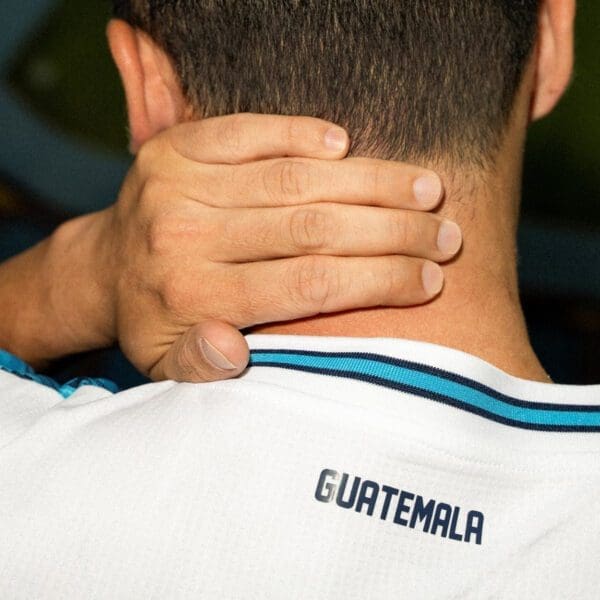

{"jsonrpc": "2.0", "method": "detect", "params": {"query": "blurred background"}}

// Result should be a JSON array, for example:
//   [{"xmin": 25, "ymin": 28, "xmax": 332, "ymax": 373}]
[{"xmin": 0, "ymin": 1, "xmax": 598, "ymax": 386}]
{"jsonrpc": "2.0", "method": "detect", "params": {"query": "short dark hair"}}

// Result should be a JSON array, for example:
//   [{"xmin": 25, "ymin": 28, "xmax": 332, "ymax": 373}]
[{"xmin": 112, "ymin": 1, "xmax": 539, "ymax": 166}]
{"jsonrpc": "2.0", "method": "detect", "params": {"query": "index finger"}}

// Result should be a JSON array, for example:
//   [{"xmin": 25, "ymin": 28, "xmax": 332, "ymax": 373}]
[
  {"xmin": 183, "ymin": 156, "xmax": 444, "ymax": 211},
  {"xmin": 167, "ymin": 113, "xmax": 350, "ymax": 164}
]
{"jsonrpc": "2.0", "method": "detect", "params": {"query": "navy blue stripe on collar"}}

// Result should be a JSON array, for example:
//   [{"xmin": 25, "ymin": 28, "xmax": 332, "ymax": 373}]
[{"xmin": 249, "ymin": 349, "xmax": 600, "ymax": 432}]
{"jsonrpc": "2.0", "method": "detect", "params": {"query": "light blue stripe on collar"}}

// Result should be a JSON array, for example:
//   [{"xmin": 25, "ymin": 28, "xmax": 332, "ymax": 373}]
[
  {"xmin": 0, "ymin": 349, "xmax": 119, "ymax": 398},
  {"xmin": 249, "ymin": 349, "xmax": 600, "ymax": 432}
]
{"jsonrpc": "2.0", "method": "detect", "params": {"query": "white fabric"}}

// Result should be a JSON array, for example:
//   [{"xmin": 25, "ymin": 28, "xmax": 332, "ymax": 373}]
[{"xmin": 0, "ymin": 334, "xmax": 599, "ymax": 599}]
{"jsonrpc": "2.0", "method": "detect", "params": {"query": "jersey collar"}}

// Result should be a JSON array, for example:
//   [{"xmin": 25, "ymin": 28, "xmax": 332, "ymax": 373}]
[{"xmin": 246, "ymin": 334, "xmax": 600, "ymax": 432}]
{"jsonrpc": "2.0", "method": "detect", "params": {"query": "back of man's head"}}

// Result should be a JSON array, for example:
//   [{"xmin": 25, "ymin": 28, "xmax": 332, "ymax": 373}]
[{"xmin": 111, "ymin": 0, "xmax": 539, "ymax": 168}]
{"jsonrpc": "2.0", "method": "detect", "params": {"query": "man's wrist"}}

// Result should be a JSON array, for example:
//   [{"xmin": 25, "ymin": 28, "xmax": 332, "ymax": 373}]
[
  {"xmin": 0, "ymin": 210, "xmax": 118, "ymax": 367},
  {"xmin": 45, "ymin": 210, "xmax": 118, "ymax": 358}
]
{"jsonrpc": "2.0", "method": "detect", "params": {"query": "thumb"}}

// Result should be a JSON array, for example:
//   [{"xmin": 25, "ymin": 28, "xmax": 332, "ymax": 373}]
[{"xmin": 149, "ymin": 321, "xmax": 249, "ymax": 382}]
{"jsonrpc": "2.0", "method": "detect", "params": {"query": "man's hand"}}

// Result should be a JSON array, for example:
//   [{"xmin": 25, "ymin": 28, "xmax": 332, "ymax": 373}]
[
  {"xmin": 100, "ymin": 113, "xmax": 460, "ymax": 381},
  {"xmin": 2, "ymin": 114, "xmax": 461, "ymax": 382}
]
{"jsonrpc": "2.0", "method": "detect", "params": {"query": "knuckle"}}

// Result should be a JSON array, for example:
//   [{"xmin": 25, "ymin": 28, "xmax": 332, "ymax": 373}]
[
  {"xmin": 158, "ymin": 278, "xmax": 181, "ymax": 313},
  {"xmin": 135, "ymin": 136, "xmax": 164, "ymax": 174},
  {"xmin": 145, "ymin": 211, "xmax": 177, "ymax": 255},
  {"xmin": 288, "ymin": 207, "xmax": 330, "ymax": 252},
  {"xmin": 137, "ymin": 174, "xmax": 168, "ymax": 213},
  {"xmin": 143, "ymin": 204, "xmax": 211, "ymax": 258},
  {"xmin": 289, "ymin": 256, "xmax": 340, "ymax": 312},
  {"xmin": 266, "ymin": 160, "xmax": 310, "ymax": 202},
  {"xmin": 134, "ymin": 140, "xmax": 154, "ymax": 172},
  {"xmin": 157, "ymin": 275, "xmax": 191, "ymax": 315}
]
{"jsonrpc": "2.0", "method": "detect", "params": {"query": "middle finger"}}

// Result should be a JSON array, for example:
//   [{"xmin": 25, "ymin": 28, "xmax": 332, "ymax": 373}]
[{"xmin": 209, "ymin": 204, "xmax": 462, "ymax": 263}]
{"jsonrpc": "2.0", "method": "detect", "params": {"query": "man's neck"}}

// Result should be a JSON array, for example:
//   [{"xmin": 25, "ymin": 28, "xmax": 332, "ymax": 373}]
[{"xmin": 254, "ymin": 171, "xmax": 549, "ymax": 383}]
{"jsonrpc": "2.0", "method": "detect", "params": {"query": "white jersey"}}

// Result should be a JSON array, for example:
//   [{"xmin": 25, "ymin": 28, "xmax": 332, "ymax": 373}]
[{"xmin": 1, "ymin": 334, "xmax": 599, "ymax": 599}]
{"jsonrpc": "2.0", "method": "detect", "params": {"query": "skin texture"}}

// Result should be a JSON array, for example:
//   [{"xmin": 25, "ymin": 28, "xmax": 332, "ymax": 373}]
[
  {"xmin": 258, "ymin": 0, "xmax": 576, "ymax": 382},
  {"xmin": 108, "ymin": 0, "xmax": 576, "ymax": 383},
  {"xmin": 0, "ymin": 114, "xmax": 459, "ymax": 382}
]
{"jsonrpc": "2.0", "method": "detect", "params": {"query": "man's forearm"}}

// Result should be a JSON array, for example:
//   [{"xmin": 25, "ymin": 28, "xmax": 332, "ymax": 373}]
[{"xmin": 0, "ymin": 213, "xmax": 115, "ymax": 368}]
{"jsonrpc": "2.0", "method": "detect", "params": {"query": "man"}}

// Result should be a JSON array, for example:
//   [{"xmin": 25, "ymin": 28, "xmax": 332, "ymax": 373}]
[{"xmin": 1, "ymin": 1, "xmax": 598, "ymax": 598}]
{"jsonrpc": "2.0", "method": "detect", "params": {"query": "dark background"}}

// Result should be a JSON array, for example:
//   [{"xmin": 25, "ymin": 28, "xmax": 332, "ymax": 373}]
[{"xmin": 0, "ymin": 1, "xmax": 598, "ymax": 385}]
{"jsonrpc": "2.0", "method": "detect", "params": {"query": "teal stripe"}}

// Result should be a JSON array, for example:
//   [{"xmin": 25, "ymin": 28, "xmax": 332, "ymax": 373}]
[
  {"xmin": 251, "ymin": 351, "xmax": 600, "ymax": 428},
  {"xmin": 0, "ymin": 349, "xmax": 119, "ymax": 398}
]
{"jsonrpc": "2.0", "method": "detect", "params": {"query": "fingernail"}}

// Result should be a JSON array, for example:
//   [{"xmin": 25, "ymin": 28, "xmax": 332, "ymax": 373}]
[
  {"xmin": 437, "ymin": 221, "xmax": 462, "ymax": 255},
  {"xmin": 200, "ymin": 338, "xmax": 238, "ymax": 371},
  {"xmin": 413, "ymin": 175, "xmax": 442, "ymax": 208},
  {"xmin": 324, "ymin": 127, "xmax": 348, "ymax": 152},
  {"xmin": 421, "ymin": 262, "xmax": 444, "ymax": 297}
]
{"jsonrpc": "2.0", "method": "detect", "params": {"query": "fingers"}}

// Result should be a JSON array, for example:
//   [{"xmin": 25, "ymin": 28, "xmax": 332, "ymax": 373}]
[
  {"xmin": 167, "ymin": 114, "xmax": 350, "ymax": 164},
  {"xmin": 224, "ymin": 255, "xmax": 445, "ymax": 328},
  {"xmin": 149, "ymin": 321, "xmax": 249, "ymax": 382},
  {"xmin": 212, "ymin": 204, "xmax": 462, "ymax": 263},
  {"xmin": 193, "ymin": 157, "xmax": 443, "ymax": 210}
]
